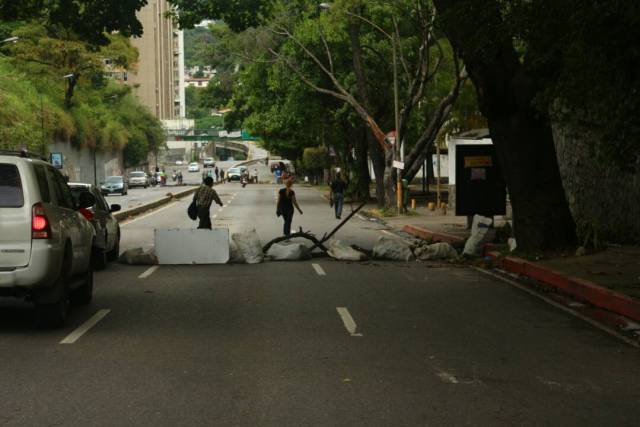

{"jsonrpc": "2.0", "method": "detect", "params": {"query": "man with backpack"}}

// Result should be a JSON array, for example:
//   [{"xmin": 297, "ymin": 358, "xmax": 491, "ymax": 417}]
[{"xmin": 195, "ymin": 177, "xmax": 223, "ymax": 229}]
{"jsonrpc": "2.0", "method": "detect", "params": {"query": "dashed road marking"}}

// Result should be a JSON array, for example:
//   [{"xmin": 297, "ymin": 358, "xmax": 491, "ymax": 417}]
[
  {"xmin": 138, "ymin": 265, "xmax": 159, "ymax": 279},
  {"xmin": 336, "ymin": 307, "xmax": 363, "ymax": 337},
  {"xmin": 436, "ymin": 369, "xmax": 459, "ymax": 384},
  {"xmin": 60, "ymin": 309, "xmax": 111, "ymax": 344},
  {"xmin": 312, "ymin": 263, "xmax": 326, "ymax": 276}
]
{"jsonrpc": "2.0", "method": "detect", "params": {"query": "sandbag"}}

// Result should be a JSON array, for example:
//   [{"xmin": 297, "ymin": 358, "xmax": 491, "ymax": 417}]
[
  {"xmin": 119, "ymin": 247, "xmax": 158, "ymax": 265},
  {"xmin": 463, "ymin": 215, "xmax": 494, "ymax": 257},
  {"xmin": 414, "ymin": 242, "xmax": 458, "ymax": 261},
  {"xmin": 266, "ymin": 242, "xmax": 312, "ymax": 261},
  {"xmin": 327, "ymin": 240, "xmax": 367, "ymax": 261},
  {"xmin": 228, "ymin": 240, "xmax": 245, "ymax": 264},
  {"xmin": 372, "ymin": 236, "xmax": 415, "ymax": 261},
  {"xmin": 231, "ymin": 229, "xmax": 264, "ymax": 264}
]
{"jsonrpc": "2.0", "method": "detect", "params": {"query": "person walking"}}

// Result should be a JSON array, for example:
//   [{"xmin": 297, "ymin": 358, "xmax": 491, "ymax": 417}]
[
  {"xmin": 276, "ymin": 178, "xmax": 303, "ymax": 237},
  {"xmin": 215, "ymin": 166, "xmax": 219, "ymax": 182},
  {"xmin": 330, "ymin": 173, "xmax": 346, "ymax": 219},
  {"xmin": 196, "ymin": 176, "xmax": 223, "ymax": 229},
  {"xmin": 220, "ymin": 169, "xmax": 225, "ymax": 182}
]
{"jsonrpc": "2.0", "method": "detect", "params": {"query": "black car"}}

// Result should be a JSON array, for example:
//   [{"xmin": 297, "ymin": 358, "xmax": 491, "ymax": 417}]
[
  {"xmin": 101, "ymin": 175, "xmax": 128, "ymax": 195},
  {"xmin": 69, "ymin": 183, "xmax": 121, "ymax": 269}
]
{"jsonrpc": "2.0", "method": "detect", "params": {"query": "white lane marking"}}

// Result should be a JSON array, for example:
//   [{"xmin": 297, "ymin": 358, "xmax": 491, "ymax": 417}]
[
  {"xmin": 138, "ymin": 265, "xmax": 159, "ymax": 279},
  {"xmin": 312, "ymin": 263, "xmax": 326, "ymax": 276},
  {"xmin": 120, "ymin": 202, "xmax": 178, "ymax": 226},
  {"xmin": 436, "ymin": 369, "xmax": 459, "ymax": 384},
  {"xmin": 60, "ymin": 309, "xmax": 111, "ymax": 344},
  {"xmin": 336, "ymin": 307, "xmax": 363, "ymax": 337}
]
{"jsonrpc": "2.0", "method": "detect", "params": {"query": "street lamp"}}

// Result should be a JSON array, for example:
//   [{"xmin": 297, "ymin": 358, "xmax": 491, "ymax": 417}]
[{"xmin": 319, "ymin": 3, "xmax": 403, "ymax": 213}]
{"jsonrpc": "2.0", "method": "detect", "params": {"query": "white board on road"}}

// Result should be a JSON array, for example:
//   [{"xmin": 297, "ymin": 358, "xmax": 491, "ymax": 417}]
[{"xmin": 155, "ymin": 228, "xmax": 229, "ymax": 264}]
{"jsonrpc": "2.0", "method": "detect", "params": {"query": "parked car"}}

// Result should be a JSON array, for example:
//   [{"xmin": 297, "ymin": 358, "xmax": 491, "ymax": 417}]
[
  {"xmin": 69, "ymin": 183, "xmax": 121, "ymax": 270},
  {"xmin": 0, "ymin": 151, "xmax": 96, "ymax": 327},
  {"xmin": 203, "ymin": 158, "xmax": 215, "ymax": 168},
  {"xmin": 101, "ymin": 176, "xmax": 128, "ymax": 195},
  {"xmin": 188, "ymin": 162, "xmax": 200, "ymax": 172},
  {"xmin": 226, "ymin": 167, "xmax": 242, "ymax": 181},
  {"xmin": 128, "ymin": 171, "xmax": 148, "ymax": 188},
  {"xmin": 175, "ymin": 160, "xmax": 184, "ymax": 166}
]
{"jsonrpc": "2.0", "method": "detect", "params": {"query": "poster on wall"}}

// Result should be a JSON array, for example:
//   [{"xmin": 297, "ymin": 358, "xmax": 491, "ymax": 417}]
[{"xmin": 50, "ymin": 152, "xmax": 63, "ymax": 169}]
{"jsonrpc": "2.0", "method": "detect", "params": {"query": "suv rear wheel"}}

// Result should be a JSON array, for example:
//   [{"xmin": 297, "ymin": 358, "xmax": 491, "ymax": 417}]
[
  {"xmin": 34, "ymin": 247, "xmax": 72, "ymax": 328},
  {"xmin": 71, "ymin": 260, "xmax": 93, "ymax": 306}
]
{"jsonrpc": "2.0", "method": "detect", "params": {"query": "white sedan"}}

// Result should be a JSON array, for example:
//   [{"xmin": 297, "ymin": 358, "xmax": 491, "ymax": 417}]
[{"xmin": 188, "ymin": 162, "xmax": 200, "ymax": 172}]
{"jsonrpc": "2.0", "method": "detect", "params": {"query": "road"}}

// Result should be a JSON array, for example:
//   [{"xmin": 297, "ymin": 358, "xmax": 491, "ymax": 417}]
[{"xmin": 0, "ymin": 182, "xmax": 639, "ymax": 426}]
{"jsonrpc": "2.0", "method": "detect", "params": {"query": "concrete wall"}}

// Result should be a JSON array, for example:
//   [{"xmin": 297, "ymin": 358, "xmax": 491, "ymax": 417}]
[
  {"xmin": 49, "ymin": 142, "xmax": 124, "ymax": 185},
  {"xmin": 553, "ymin": 125, "xmax": 640, "ymax": 244}
]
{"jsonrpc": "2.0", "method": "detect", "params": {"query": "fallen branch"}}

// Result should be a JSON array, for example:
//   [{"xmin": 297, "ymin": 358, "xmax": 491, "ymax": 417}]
[{"xmin": 262, "ymin": 229, "xmax": 329, "ymax": 254}]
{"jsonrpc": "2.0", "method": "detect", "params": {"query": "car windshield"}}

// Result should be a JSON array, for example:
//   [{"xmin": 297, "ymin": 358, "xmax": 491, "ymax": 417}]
[
  {"xmin": 105, "ymin": 176, "xmax": 122, "ymax": 183},
  {"xmin": 228, "ymin": 168, "xmax": 240, "ymax": 174},
  {"xmin": 130, "ymin": 172, "xmax": 145, "ymax": 178}
]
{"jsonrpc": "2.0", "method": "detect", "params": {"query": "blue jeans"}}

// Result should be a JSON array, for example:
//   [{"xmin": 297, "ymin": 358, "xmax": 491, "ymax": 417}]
[{"xmin": 334, "ymin": 193, "xmax": 344, "ymax": 218}]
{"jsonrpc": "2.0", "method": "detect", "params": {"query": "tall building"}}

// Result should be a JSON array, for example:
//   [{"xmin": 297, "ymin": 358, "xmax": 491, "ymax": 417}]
[{"xmin": 128, "ymin": 0, "xmax": 185, "ymax": 119}]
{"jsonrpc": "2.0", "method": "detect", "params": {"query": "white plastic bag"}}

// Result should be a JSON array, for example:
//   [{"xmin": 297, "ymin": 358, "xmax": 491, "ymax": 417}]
[
  {"xmin": 267, "ymin": 242, "xmax": 312, "ymax": 261},
  {"xmin": 463, "ymin": 215, "xmax": 494, "ymax": 257},
  {"xmin": 231, "ymin": 229, "xmax": 264, "ymax": 264},
  {"xmin": 327, "ymin": 240, "xmax": 367, "ymax": 261},
  {"xmin": 373, "ymin": 236, "xmax": 415, "ymax": 261}
]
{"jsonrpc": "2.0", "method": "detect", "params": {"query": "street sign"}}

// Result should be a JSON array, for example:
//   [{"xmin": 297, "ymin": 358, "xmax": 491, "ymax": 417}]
[
  {"xmin": 50, "ymin": 152, "xmax": 63, "ymax": 169},
  {"xmin": 393, "ymin": 160, "xmax": 405, "ymax": 170}
]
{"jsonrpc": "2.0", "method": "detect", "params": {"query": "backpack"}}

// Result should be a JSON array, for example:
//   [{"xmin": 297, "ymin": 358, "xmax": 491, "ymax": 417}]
[{"xmin": 187, "ymin": 192, "xmax": 198, "ymax": 220}]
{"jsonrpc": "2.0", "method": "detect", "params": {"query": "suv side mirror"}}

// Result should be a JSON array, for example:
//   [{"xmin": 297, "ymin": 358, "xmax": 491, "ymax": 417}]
[
  {"xmin": 77, "ymin": 191, "xmax": 96, "ymax": 209},
  {"xmin": 110, "ymin": 204, "xmax": 121, "ymax": 213}
]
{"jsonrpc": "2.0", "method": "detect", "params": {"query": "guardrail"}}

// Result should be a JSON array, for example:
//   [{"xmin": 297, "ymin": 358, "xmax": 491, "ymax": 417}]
[{"xmin": 113, "ymin": 186, "xmax": 199, "ymax": 222}]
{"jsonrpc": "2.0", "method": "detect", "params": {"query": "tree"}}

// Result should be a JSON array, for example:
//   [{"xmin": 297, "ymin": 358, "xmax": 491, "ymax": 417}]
[
  {"xmin": 433, "ymin": 0, "xmax": 577, "ymax": 252},
  {"xmin": 0, "ymin": 0, "xmax": 148, "ymax": 45}
]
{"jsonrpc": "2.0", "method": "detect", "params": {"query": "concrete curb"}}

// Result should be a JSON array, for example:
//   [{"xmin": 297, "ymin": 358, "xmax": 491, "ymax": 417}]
[
  {"xmin": 113, "ymin": 186, "xmax": 198, "ymax": 222},
  {"xmin": 402, "ymin": 224, "xmax": 466, "ymax": 244},
  {"xmin": 403, "ymin": 224, "xmax": 640, "ymax": 323},
  {"xmin": 486, "ymin": 252, "xmax": 640, "ymax": 323}
]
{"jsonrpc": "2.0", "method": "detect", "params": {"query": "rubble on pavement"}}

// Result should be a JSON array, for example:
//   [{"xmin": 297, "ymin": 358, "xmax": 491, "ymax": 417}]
[
  {"xmin": 373, "ymin": 236, "xmax": 415, "ymax": 261},
  {"xmin": 267, "ymin": 242, "xmax": 312, "ymax": 261},
  {"xmin": 327, "ymin": 240, "xmax": 368, "ymax": 261},
  {"xmin": 119, "ymin": 248, "xmax": 158, "ymax": 265},
  {"xmin": 413, "ymin": 242, "xmax": 459, "ymax": 261}
]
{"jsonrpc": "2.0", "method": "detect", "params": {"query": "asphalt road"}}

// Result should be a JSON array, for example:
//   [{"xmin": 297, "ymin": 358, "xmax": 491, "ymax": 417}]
[{"xmin": 0, "ymin": 183, "xmax": 639, "ymax": 426}]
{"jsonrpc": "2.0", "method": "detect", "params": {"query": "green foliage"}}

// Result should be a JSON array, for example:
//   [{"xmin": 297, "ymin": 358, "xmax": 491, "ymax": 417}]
[
  {"xmin": 302, "ymin": 146, "xmax": 329, "ymax": 172},
  {"xmin": 196, "ymin": 115, "xmax": 224, "ymax": 129},
  {"xmin": 0, "ymin": 0, "xmax": 148, "ymax": 45},
  {"xmin": 0, "ymin": 22, "xmax": 164, "ymax": 167},
  {"xmin": 184, "ymin": 26, "xmax": 215, "ymax": 68}
]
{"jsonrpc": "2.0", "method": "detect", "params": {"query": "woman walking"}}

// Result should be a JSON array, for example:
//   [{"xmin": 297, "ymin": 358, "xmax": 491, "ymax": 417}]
[{"xmin": 277, "ymin": 178, "xmax": 303, "ymax": 236}]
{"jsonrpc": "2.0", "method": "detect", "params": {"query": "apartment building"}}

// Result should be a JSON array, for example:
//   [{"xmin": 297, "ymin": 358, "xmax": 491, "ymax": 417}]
[{"xmin": 128, "ymin": 0, "xmax": 186, "ymax": 119}]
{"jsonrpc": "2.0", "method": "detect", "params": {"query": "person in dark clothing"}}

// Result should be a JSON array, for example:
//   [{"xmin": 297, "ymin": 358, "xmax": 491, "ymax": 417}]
[
  {"xmin": 214, "ymin": 166, "xmax": 219, "ymax": 182},
  {"xmin": 276, "ymin": 178, "xmax": 303, "ymax": 236},
  {"xmin": 330, "ymin": 173, "xmax": 347, "ymax": 219},
  {"xmin": 196, "ymin": 177, "xmax": 223, "ymax": 229}
]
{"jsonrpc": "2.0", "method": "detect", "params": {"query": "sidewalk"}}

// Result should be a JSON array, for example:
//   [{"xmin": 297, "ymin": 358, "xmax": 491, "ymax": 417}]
[{"xmin": 386, "ymin": 206, "xmax": 640, "ymax": 327}]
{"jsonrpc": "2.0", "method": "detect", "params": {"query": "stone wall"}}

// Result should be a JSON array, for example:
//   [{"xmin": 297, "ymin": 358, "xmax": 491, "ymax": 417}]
[
  {"xmin": 553, "ymin": 125, "xmax": 640, "ymax": 244},
  {"xmin": 49, "ymin": 142, "xmax": 124, "ymax": 185}
]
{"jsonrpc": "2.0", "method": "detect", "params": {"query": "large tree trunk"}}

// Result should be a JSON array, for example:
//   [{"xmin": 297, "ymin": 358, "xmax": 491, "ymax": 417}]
[
  {"xmin": 434, "ymin": 0, "xmax": 576, "ymax": 252},
  {"xmin": 349, "ymin": 20, "xmax": 388, "ymax": 207},
  {"xmin": 353, "ymin": 126, "xmax": 371, "ymax": 201}
]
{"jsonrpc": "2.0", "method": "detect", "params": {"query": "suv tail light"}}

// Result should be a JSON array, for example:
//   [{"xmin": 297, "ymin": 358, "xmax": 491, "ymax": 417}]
[
  {"xmin": 79, "ymin": 207, "xmax": 94, "ymax": 222},
  {"xmin": 32, "ymin": 203, "xmax": 51, "ymax": 239}
]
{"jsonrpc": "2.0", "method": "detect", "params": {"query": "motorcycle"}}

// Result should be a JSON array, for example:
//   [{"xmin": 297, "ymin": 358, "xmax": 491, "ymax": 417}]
[{"xmin": 241, "ymin": 175, "xmax": 248, "ymax": 188}]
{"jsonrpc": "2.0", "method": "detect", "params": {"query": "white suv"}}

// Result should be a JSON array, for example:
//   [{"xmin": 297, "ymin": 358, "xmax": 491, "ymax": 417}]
[{"xmin": 0, "ymin": 152, "xmax": 96, "ymax": 327}]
